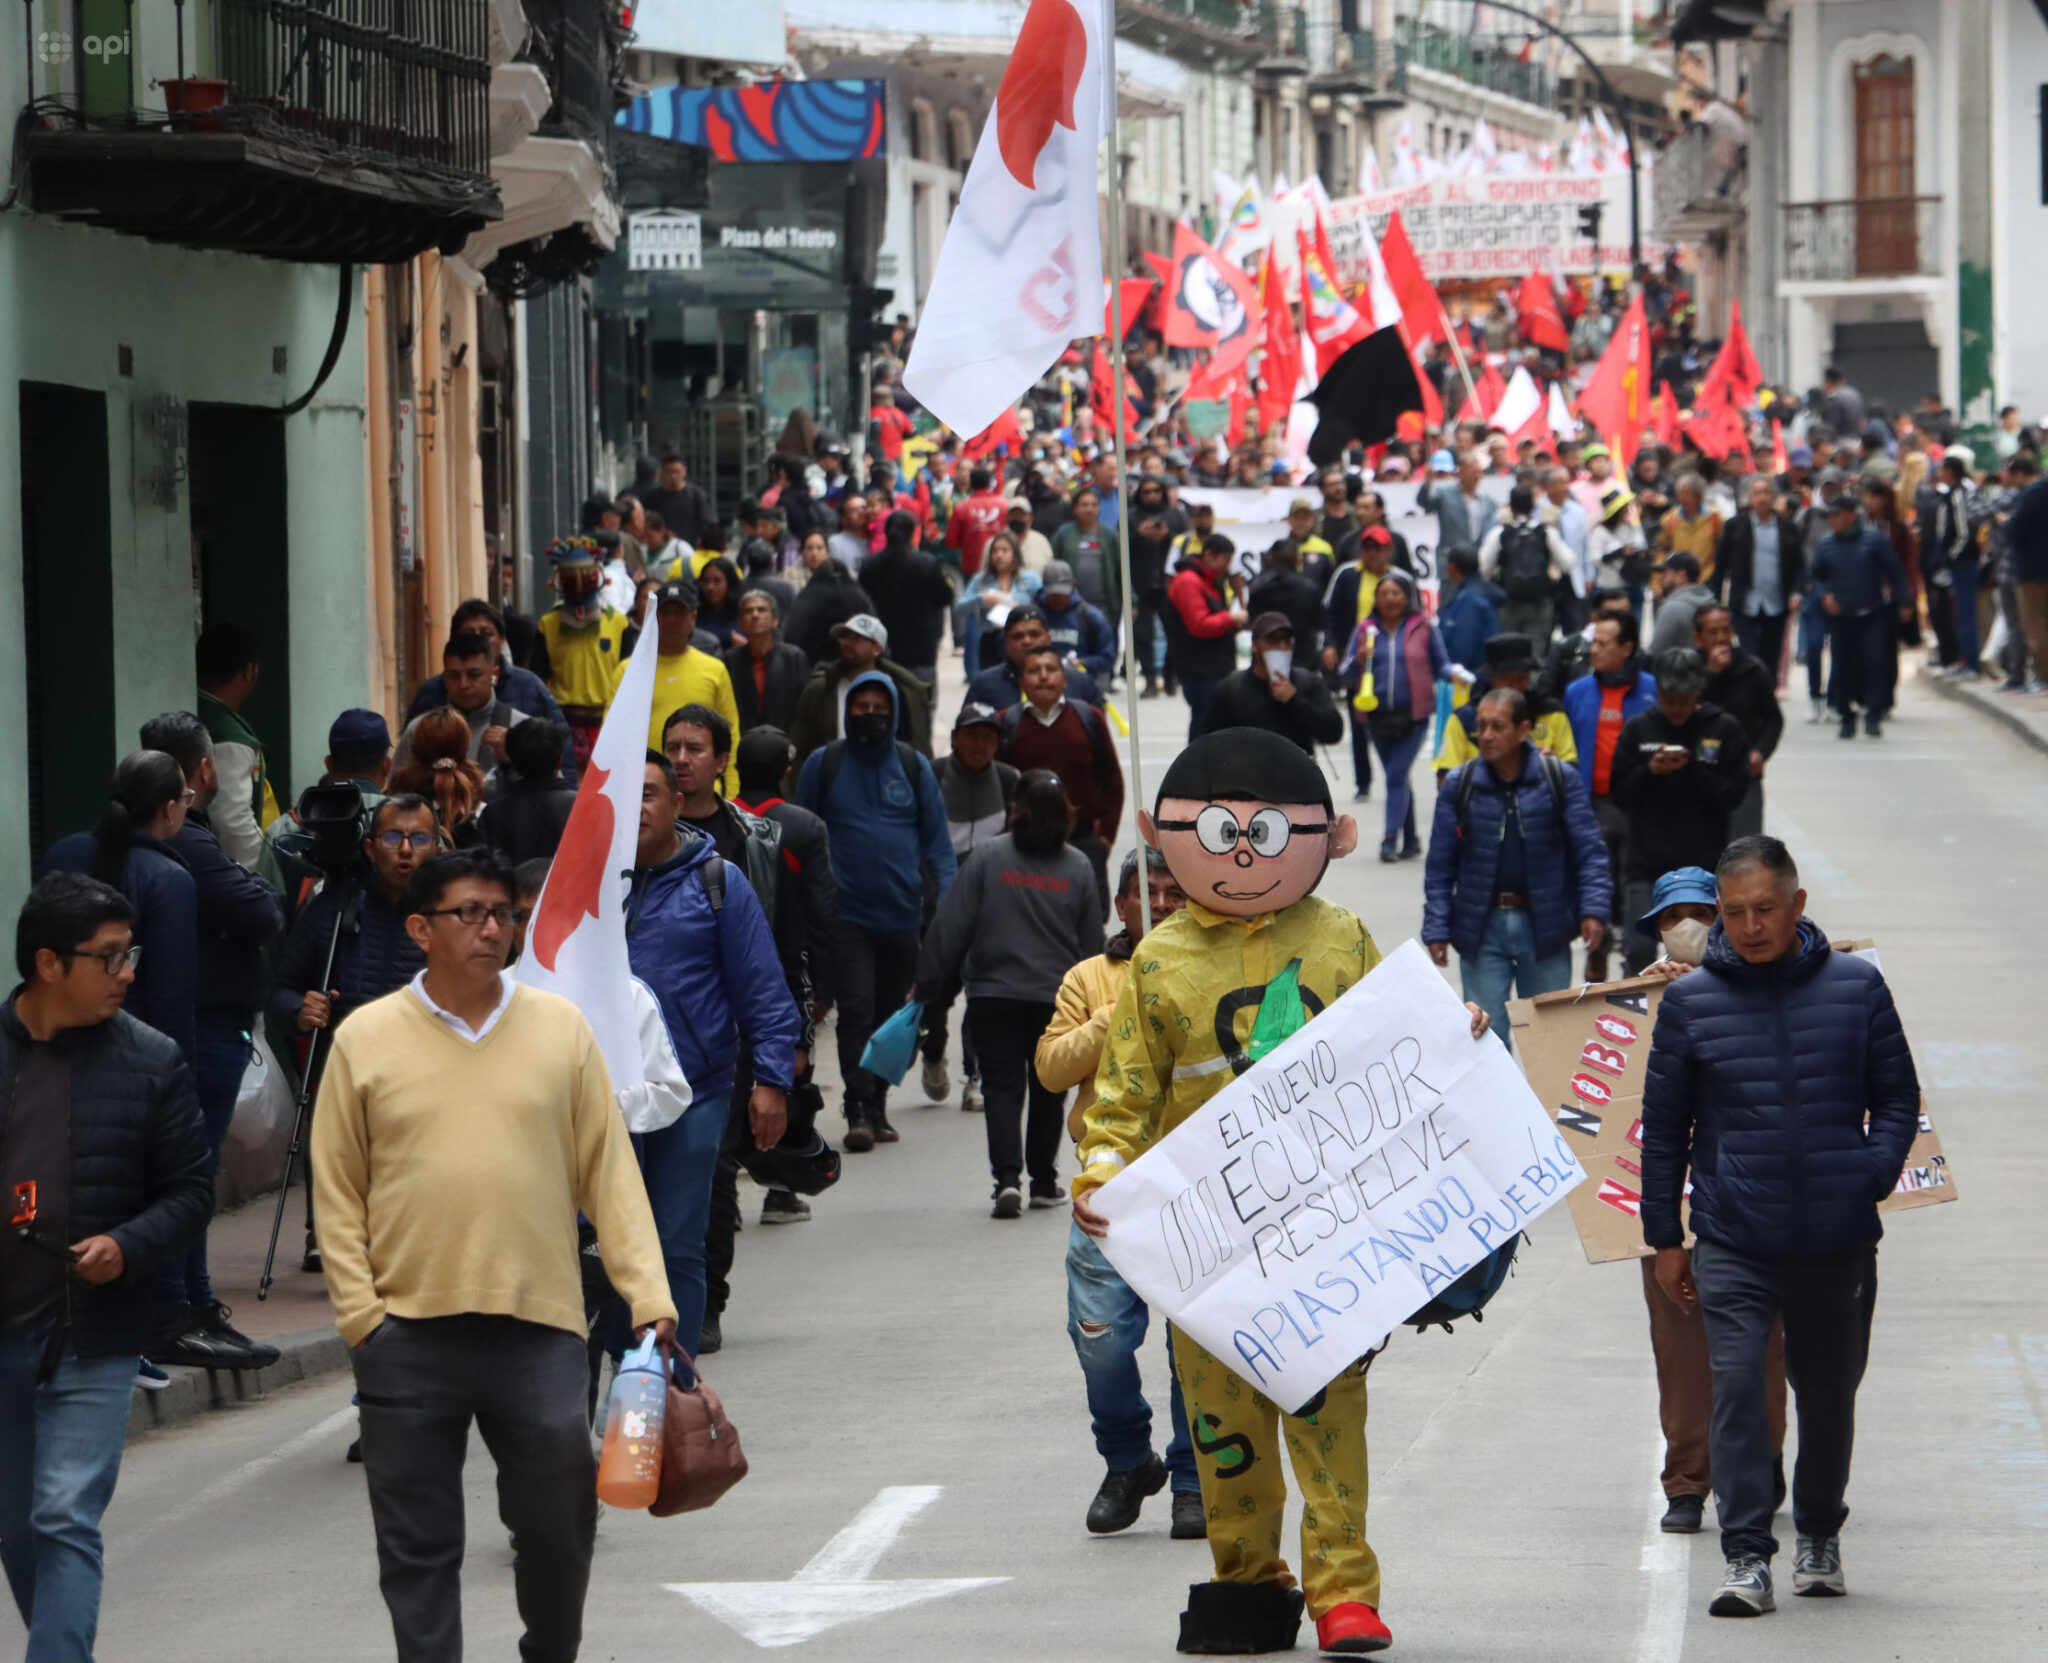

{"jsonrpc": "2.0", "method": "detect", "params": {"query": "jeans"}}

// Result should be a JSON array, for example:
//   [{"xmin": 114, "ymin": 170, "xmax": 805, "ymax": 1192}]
[
  {"xmin": 964, "ymin": 998, "xmax": 1063, "ymax": 1191},
  {"xmin": 1370, "ymin": 720, "xmax": 1429, "ymax": 848},
  {"xmin": 1065, "ymin": 1225, "xmax": 1197, "ymax": 1490},
  {"xmin": 0, "ymin": 1327, "xmax": 135, "ymax": 1663},
  {"xmin": 1952, "ymin": 562, "xmax": 1982, "ymax": 672},
  {"xmin": 832, "ymin": 922, "xmax": 922, "ymax": 1120},
  {"xmin": 1131, "ymin": 588, "xmax": 1168, "ymax": 681},
  {"xmin": 155, "ymin": 1016, "xmax": 253, "ymax": 1308},
  {"xmin": 918, "ymin": 975, "xmax": 977, "ymax": 1082},
  {"xmin": 1347, "ymin": 707, "xmax": 1374, "ymax": 795},
  {"xmin": 1827, "ymin": 609, "xmax": 1891, "ymax": 717},
  {"xmin": 1180, "ymin": 674, "xmax": 1225, "ymax": 741},
  {"xmin": 1798, "ymin": 596, "xmax": 1828, "ymax": 699},
  {"xmin": 1735, "ymin": 609, "xmax": 1788, "ymax": 685},
  {"xmin": 1692, "ymin": 1241, "xmax": 1877, "ymax": 1562},
  {"xmin": 1458, "ymin": 906, "xmax": 1571, "ymax": 1049},
  {"xmin": 1496, "ymin": 597, "xmax": 1555, "ymax": 649},
  {"xmin": 1640, "ymin": 1259, "xmax": 1786, "ymax": 1500},
  {"xmin": 634, "ymin": 1093, "xmax": 731, "ymax": 1353},
  {"xmin": 706, "ymin": 1059, "xmax": 822, "ymax": 1320},
  {"xmin": 351, "ymin": 1314, "xmax": 596, "ymax": 1663}
]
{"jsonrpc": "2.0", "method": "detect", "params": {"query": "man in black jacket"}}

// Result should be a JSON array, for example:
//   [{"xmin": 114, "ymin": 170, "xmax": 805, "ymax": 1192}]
[
  {"xmin": 138, "ymin": 712, "xmax": 284, "ymax": 1369},
  {"xmin": 725, "ymin": 590, "xmax": 811, "ymax": 734},
  {"xmin": 1198, "ymin": 614, "xmax": 1343, "ymax": 753},
  {"xmin": 1608, "ymin": 649, "xmax": 1752, "ymax": 972},
  {"xmin": 782, "ymin": 558, "xmax": 873, "ymax": 666},
  {"xmin": 1, "ymin": 873, "xmax": 212, "ymax": 1657},
  {"xmin": 1245, "ymin": 541, "xmax": 1325, "ymax": 662},
  {"xmin": 1715, "ymin": 476, "xmax": 1805, "ymax": 679},
  {"xmin": 1692, "ymin": 606, "xmax": 1783, "ymax": 842},
  {"xmin": 268, "ymin": 794, "xmax": 433, "ymax": 1270},
  {"xmin": 859, "ymin": 509, "xmax": 954, "ymax": 685}
]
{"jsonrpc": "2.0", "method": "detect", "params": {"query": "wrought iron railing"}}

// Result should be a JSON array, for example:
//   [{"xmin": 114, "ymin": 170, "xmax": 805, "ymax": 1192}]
[
  {"xmin": 1782, "ymin": 197, "xmax": 1942, "ymax": 282},
  {"xmin": 1399, "ymin": 23, "xmax": 1554, "ymax": 108},
  {"xmin": 1334, "ymin": 31, "xmax": 1410, "ymax": 93},
  {"xmin": 1254, "ymin": 2, "xmax": 1308, "ymax": 58}
]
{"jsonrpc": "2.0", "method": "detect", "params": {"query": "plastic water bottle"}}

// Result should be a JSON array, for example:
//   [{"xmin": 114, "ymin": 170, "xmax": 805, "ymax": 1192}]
[{"xmin": 595, "ymin": 1333, "xmax": 666, "ymax": 1509}]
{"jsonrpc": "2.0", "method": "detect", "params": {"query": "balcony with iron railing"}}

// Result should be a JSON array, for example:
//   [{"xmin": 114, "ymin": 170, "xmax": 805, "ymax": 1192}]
[
  {"xmin": 24, "ymin": 0, "xmax": 502, "ymax": 262},
  {"xmin": 1316, "ymin": 31, "xmax": 1409, "ymax": 102},
  {"xmin": 1113, "ymin": 0, "xmax": 1268, "ymax": 66},
  {"xmin": 1652, "ymin": 120, "xmax": 1744, "ymax": 237},
  {"xmin": 1399, "ymin": 22, "xmax": 1555, "ymax": 110},
  {"xmin": 1782, "ymin": 198, "xmax": 1942, "ymax": 284}
]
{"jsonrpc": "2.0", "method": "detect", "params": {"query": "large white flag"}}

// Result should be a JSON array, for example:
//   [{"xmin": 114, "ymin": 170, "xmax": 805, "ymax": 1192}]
[
  {"xmin": 902, "ymin": 0, "xmax": 1113, "ymax": 438},
  {"xmin": 515, "ymin": 622, "xmax": 660, "ymax": 1093}
]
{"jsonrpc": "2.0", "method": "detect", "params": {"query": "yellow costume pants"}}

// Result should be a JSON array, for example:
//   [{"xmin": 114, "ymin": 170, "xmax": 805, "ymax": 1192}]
[{"xmin": 1170, "ymin": 1326, "xmax": 1378, "ymax": 1618}]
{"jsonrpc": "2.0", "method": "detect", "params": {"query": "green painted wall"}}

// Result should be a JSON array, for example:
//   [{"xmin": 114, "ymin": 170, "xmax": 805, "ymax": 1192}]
[
  {"xmin": 0, "ymin": 211, "xmax": 372, "ymax": 921},
  {"xmin": 1958, "ymin": 260, "xmax": 1995, "ymax": 445}
]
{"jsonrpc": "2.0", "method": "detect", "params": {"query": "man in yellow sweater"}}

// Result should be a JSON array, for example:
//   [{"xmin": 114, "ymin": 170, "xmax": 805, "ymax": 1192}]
[
  {"xmin": 312, "ymin": 846, "xmax": 674, "ymax": 1663},
  {"xmin": 536, "ymin": 536, "xmax": 631, "ymax": 772}
]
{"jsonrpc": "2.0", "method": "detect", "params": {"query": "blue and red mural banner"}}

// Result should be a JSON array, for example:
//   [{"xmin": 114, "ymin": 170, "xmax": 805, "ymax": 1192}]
[{"xmin": 619, "ymin": 80, "xmax": 885, "ymax": 162}]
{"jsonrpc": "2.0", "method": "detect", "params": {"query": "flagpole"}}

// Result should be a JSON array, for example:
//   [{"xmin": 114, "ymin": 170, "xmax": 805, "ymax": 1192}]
[{"xmin": 1102, "ymin": 42, "xmax": 1152, "ymax": 937}]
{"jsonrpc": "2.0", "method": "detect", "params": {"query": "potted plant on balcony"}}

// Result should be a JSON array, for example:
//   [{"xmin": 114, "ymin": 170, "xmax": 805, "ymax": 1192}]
[{"xmin": 160, "ymin": 77, "xmax": 230, "ymax": 130}]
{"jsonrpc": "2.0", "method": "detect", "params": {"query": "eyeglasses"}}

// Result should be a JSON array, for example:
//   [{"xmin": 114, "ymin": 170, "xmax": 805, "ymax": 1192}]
[
  {"xmin": 68, "ymin": 944, "xmax": 143, "ymax": 975},
  {"xmin": 179, "ymin": 788, "xmax": 197, "ymax": 805},
  {"xmin": 1153, "ymin": 806, "xmax": 1330, "ymax": 859},
  {"xmin": 376, "ymin": 831, "xmax": 438, "ymax": 850},
  {"xmin": 421, "ymin": 902, "xmax": 517, "ymax": 929}
]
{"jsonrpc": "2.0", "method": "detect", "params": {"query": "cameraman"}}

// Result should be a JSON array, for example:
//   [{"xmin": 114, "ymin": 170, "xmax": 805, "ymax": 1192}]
[{"xmin": 266, "ymin": 793, "xmax": 434, "ymax": 1271}]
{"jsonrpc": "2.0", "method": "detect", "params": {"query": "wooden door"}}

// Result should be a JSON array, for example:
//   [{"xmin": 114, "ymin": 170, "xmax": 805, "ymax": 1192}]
[{"xmin": 1853, "ymin": 56, "xmax": 1916, "ymax": 275}]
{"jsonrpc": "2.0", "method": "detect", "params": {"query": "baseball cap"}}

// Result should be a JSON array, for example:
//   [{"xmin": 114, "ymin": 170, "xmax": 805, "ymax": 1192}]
[
  {"xmin": 1789, "ymin": 444, "xmax": 1814, "ymax": 466},
  {"xmin": 328, "ymin": 708, "xmax": 391, "ymax": 756},
  {"xmin": 1288, "ymin": 497, "xmax": 1316, "ymax": 515},
  {"xmin": 953, "ymin": 701, "xmax": 1003, "ymax": 733},
  {"xmin": 1430, "ymin": 448, "xmax": 1457, "ymax": 471},
  {"xmin": 1361, "ymin": 524, "xmax": 1393, "ymax": 548},
  {"xmin": 1249, "ymin": 611, "xmax": 1295, "ymax": 639},
  {"xmin": 1581, "ymin": 442, "xmax": 1611, "ymax": 462},
  {"xmin": 831, "ymin": 614, "xmax": 889, "ymax": 648},
  {"xmin": 1005, "ymin": 496, "xmax": 1033, "ymax": 517},
  {"xmin": 1039, "ymin": 559, "xmax": 1076, "ymax": 596},
  {"xmin": 1004, "ymin": 604, "xmax": 1049, "ymax": 633},
  {"xmin": 1639, "ymin": 866, "xmax": 1719, "ymax": 926},
  {"xmin": 656, "ymin": 577, "xmax": 699, "ymax": 609}
]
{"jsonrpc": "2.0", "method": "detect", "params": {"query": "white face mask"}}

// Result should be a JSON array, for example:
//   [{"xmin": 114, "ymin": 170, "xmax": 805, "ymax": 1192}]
[
  {"xmin": 1263, "ymin": 648, "xmax": 1293, "ymax": 682},
  {"xmin": 1660, "ymin": 918, "xmax": 1712, "ymax": 967}
]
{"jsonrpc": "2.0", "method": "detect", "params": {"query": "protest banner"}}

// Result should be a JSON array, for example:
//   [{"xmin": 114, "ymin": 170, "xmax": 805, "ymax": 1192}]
[
  {"xmin": 1092, "ymin": 940, "xmax": 1585, "ymax": 1413},
  {"xmin": 1508, "ymin": 943, "xmax": 1957, "ymax": 1268},
  {"xmin": 1323, "ymin": 171, "xmax": 1659, "ymax": 285}
]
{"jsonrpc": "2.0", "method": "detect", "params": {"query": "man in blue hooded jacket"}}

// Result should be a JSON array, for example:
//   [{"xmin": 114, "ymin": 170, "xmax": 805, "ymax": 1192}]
[
  {"xmin": 628, "ymin": 753, "xmax": 801, "ymax": 1355},
  {"xmin": 1640, "ymin": 836, "xmax": 1919, "ymax": 1620},
  {"xmin": 796, "ymin": 671, "xmax": 956, "ymax": 1149}
]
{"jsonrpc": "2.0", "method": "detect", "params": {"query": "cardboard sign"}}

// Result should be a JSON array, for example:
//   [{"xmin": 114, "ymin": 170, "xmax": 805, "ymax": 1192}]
[
  {"xmin": 1093, "ymin": 940, "xmax": 1584, "ymax": 1413},
  {"xmin": 1508, "ymin": 942, "xmax": 1956, "ymax": 1267}
]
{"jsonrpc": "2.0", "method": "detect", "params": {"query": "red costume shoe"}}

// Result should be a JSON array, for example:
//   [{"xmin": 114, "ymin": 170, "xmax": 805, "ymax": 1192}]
[{"xmin": 1315, "ymin": 1602, "xmax": 1392, "ymax": 1654}]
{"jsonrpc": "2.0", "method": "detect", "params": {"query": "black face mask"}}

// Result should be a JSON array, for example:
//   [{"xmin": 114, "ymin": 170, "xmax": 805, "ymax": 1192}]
[{"xmin": 847, "ymin": 710, "xmax": 893, "ymax": 747}]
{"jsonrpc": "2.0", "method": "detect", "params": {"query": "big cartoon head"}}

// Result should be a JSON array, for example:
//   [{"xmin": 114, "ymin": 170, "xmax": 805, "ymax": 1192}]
[{"xmin": 1140, "ymin": 730, "xmax": 1357, "ymax": 917}]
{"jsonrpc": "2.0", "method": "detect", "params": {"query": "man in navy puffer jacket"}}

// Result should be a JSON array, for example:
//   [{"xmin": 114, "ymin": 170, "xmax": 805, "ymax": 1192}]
[{"xmin": 1640, "ymin": 836, "xmax": 1918, "ymax": 1618}]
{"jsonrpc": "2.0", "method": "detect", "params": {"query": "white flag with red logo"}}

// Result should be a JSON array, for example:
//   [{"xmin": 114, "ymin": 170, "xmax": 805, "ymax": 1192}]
[
  {"xmin": 902, "ymin": 0, "xmax": 1112, "ymax": 439},
  {"xmin": 515, "ymin": 622, "xmax": 661, "ymax": 1093}
]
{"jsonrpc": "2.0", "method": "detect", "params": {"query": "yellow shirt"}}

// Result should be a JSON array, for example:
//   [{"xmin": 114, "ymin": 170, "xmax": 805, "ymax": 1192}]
[
  {"xmin": 647, "ymin": 649, "xmax": 743, "ymax": 796},
  {"xmin": 1433, "ymin": 708, "xmax": 1578, "ymax": 772},
  {"xmin": 536, "ymin": 607, "xmax": 630, "ymax": 711},
  {"xmin": 309, "ymin": 984, "xmax": 675, "ymax": 1345},
  {"xmin": 1074, "ymin": 895, "xmax": 1382, "ymax": 1196}
]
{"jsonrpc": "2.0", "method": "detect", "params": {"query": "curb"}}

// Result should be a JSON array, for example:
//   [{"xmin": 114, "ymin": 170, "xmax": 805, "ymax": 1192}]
[
  {"xmin": 1924, "ymin": 668, "xmax": 2048, "ymax": 759},
  {"xmin": 128, "ymin": 1325, "xmax": 349, "ymax": 1442}
]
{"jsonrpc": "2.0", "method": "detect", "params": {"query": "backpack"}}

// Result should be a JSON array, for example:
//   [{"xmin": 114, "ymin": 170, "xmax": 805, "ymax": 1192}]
[
  {"xmin": 1453, "ymin": 751, "xmax": 1570, "ymax": 844},
  {"xmin": 817, "ymin": 738, "xmax": 932, "ymax": 822},
  {"xmin": 1406, "ymin": 1233, "xmax": 1521, "ymax": 1333},
  {"xmin": 1496, "ymin": 519, "xmax": 1554, "ymax": 603}
]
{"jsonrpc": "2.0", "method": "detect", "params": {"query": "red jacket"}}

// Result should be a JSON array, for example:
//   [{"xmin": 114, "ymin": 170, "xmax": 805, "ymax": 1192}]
[{"xmin": 945, "ymin": 490, "xmax": 1008, "ymax": 577}]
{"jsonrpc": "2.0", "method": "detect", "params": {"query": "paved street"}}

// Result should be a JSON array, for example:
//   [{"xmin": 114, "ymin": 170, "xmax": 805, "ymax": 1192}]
[{"xmin": 22, "ymin": 664, "xmax": 2044, "ymax": 1663}]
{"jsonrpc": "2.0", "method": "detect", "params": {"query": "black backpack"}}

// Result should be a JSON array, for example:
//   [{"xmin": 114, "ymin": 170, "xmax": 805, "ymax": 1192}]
[
  {"xmin": 1452, "ymin": 751, "xmax": 1571, "ymax": 843},
  {"xmin": 1496, "ymin": 520, "xmax": 1554, "ymax": 603},
  {"xmin": 817, "ymin": 737, "xmax": 932, "ymax": 822}
]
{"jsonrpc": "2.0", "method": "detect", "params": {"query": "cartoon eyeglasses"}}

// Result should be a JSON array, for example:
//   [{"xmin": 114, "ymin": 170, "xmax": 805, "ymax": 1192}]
[{"xmin": 1153, "ymin": 805, "xmax": 1330, "ymax": 859}]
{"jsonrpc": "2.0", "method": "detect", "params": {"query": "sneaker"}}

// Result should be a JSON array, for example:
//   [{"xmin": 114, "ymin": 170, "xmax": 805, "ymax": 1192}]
[
  {"xmin": 194, "ymin": 1301, "xmax": 282, "ymax": 1369},
  {"xmin": 1864, "ymin": 714, "xmax": 1884, "ymax": 738},
  {"xmin": 870, "ymin": 1109, "xmax": 900, "ymax": 1144},
  {"xmin": 921, "ymin": 1056, "xmax": 950, "ymax": 1102},
  {"xmin": 1807, "ymin": 698, "xmax": 1827, "ymax": 723},
  {"xmin": 1793, "ymin": 1534, "xmax": 1845, "ymax": 1597},
  {"xmin": 1170, "ymin": 1490, "xmax": 1207, "ymax": 1539},
  {"xmin": 2024, "ymin": 680, "xmax": 2048, "ymax": 695},
  {"xmin": 843, "ymin": 1117, "xmax": 875, "ymax": 1154},
  {"xmin": 152, "ymin": 1323, "xmax": 272, "ymax": 1372},
  {"xmin": 760, "ymin": 1190, "xmax": 811, "ymax": 1224},
  {"xmin": 1709, "ymin": 1555, "xmax": 1775, "ymax": 1617},
  {"xmin": 301, "ymin": 1244, "xmax": 323, "ymax": 1274},
  {"xmin": 960, "ymin": 1079, "xmax": 983, "ymax": 1113},
  {"xmin": 1837, "ymin": 717, "xmax": 1858, "ymax": 740},
  {"xmin": 992, "ymin": 1185, "xmax": 1023, "ymax": 1219},
  {"xmin": 1399, "ymin": 839, "xmax": 1423, "ymax": 861},
  {"xmin": 698, "ymin": 1314, "xmax": 722, "ymax": 1355},
  {"xmin": 136, "ymin": 1358, "xmax": 172, "ymax": 1391},
  {"xmin": 1314, "ymin": 1601, "xmax": 1393, "ymax": 1654},
  {"xmin": 1352, "ymin": 787, "xmax": 1371, "ymax": 803},
  {"xmin": 1378, "ymin": 840, "xmax": 1399, "ymax": 863},
  {"xmin": 1029, "ymin": 1182, "xmax": 1068, "ymax": 1209},
  {"xmin": 1660, "ymin": 1494, "xmax": 1705, "ymax": 1534},
  {"xmin": 1085, "ymin": 1453, "xmax": 1167, "ymax": 1534}
]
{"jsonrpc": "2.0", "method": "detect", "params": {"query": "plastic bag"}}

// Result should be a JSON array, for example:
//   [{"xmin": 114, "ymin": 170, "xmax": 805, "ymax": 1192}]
[
  {"xmin": 859, "ymin": 1000, "xmax": 925, "ymax": 1085},
  {"xmin": 220, "ymin": 1021, "xmax": 294, "ymax": 1206}
]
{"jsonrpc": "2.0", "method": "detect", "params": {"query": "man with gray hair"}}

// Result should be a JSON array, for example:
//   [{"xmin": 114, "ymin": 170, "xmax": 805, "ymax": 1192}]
[
  {"xmin": 1639, "ymin": 836, "xmax": 1919, "ymax": 1618},
  {"xmin": 1606, "ymin": 649, "xmax": 1752, "ymax": 972},
  {"xmin": 1418, "ymin": 450, "xmax": 1498, "ymax": 551}
]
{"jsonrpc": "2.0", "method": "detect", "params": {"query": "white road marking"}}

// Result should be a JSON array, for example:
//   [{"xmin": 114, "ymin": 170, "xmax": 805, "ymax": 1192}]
[
  {"xmin": 1635, "ymin": 1480, "xmax": 1688, "ymax": 1663},
  {"xmin": 666, "ymin": 1484, "xmax": 1007, "ymax": 1648},
  {"xmin": 142, "ymin": 1405, "xmax": 358, "ymax": 1539}
]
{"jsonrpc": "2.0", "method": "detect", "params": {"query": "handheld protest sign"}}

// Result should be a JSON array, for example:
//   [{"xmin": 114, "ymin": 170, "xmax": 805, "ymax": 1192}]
[{"xmin": 1092, "ymin": 939, "xmax": 1584, "ymax": 1415}]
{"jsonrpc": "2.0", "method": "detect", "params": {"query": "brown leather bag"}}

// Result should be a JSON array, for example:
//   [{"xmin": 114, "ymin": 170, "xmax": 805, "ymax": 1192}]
[{"xmin": 650, "ymin": 1348, "xmax": 748, "ymax": 1517}]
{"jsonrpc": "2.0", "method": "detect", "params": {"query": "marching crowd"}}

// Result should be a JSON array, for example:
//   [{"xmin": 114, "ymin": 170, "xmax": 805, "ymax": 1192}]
[{"xmin": 0, "ymin": 341, "xmax": 1968, "ymax": 1656}]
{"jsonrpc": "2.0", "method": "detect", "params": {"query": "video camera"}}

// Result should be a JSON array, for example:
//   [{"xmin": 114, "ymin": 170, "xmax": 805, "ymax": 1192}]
[{"xmin": 289, "ymin": 781, "xmax": 378, "ymax": 880}]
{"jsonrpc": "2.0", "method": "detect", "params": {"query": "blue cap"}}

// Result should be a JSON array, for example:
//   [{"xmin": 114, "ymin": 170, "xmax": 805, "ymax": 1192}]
[
  {"xmin": 1638, "ymin": 866, "xmax": 1718, "ymax": 925},
  {"xmin": 328, "ymin": 708, "xmax": 391, "ymax": 756},
  {"xmin": 1430, "ymin": 448, "xmax": 1457, "ymax": 471}
]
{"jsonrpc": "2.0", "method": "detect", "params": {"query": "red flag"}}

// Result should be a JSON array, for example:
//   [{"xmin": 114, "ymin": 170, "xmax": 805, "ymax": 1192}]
[
  {"xmin": 1089, "ymin": 339, "xmax": 1138, "ymax": 446},
  {"xmin": 1225, "ymin": 376, "xmax": 1250, "ymax": 448},
  {"xmin": 1516, "ymin": 269, "xmax": 1571, "ymax": 353},
  {"xmin": 1695, "ymin": 300, "xmax": 1763, "ymax": 413},
  {"xmin": 962, "ymin": 406, "xmax": 1022, "ymax": 460},
  {"xmin": 1255, "ymin": 251, "xmax": 1302, "ymax": 437},
  {"xmin": 1576, "ymin": 294, "xmax": 1652, "ymax": 464},
  {"xmin": 1142, "ymin": 249, "xmax": 1174, "ymax": 287},
  {"xmin": 1651, "ymin": 381, "xmax": 1681, "ymax": 450},
  {"xmin": 1380, "ymin": 212, "xmax": 1444, "ymax": 349},
  {"xmin": 1164, "ymin": 223, "xmax": 1262, "ymax": 387},
  {"xmin": 1299, "ymin": 232, "xmax": 1373, "ymax": 376},
  {"xmin": 1457, "ymin": 355, "xmax": 1508, "ymax": 426},
  {"xmin": 1100, "ymin": 276, "xmax": 1155, "ymax": 340},
  {"xmin": 1770, "ymin": 416, "xmax": 1789, "ymax": 474}
]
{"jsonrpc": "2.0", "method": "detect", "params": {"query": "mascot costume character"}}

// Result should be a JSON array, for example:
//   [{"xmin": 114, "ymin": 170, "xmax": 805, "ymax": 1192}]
[{"xmin": 1072, "ymin": 729, "xmax": 1488, "ymax": 1657}]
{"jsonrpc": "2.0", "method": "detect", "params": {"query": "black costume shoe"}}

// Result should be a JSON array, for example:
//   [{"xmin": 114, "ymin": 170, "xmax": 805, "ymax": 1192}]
[
  {"xmin": 1176, "ymin": 1581, "xmax": 1306, "ymax": 1655},
  {"xmin": 1086, "ymin": 1454, "xmax": 1166, "ymax": 1534}
]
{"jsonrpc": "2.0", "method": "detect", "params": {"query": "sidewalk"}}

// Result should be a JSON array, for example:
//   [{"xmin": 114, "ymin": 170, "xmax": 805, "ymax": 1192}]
[{"xmin": 1922, "ymin": 663, "xmax": 2048, "ymax": 756}]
